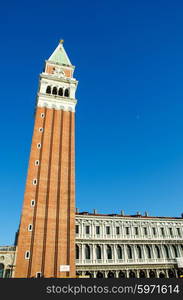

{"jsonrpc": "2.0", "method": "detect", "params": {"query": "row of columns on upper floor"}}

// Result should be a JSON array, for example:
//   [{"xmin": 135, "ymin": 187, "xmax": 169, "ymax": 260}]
[
  {"xmin": 76, "ymin": 221, "xmax": 182, "ymax": 238},
  {"xmin": 76, "ymin": 243, "xmax": 183, "ymax": 261}
]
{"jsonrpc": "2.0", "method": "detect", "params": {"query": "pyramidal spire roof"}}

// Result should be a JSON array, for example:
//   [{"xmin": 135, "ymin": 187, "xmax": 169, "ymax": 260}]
[{"xmin": 48, "ymin": 40, "xmax": 72, "ymax": 66}]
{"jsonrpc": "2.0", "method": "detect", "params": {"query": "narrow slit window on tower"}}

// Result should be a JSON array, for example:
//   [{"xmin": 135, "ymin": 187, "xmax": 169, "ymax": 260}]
[
  {"xmin": 28, "ymin": 224, "xmax": 33, "ymax": 231},
  {"xmin": 46, "ymin": 86, "xmax": 51, "ymax": 94},
  {"xmin": 32, "ymin": 179, "xmax": 37, "ymax": 185},
  {"xmin": 25, "ymin": 251, "xmax": 30, "ymax": 259},
  {"xmin": 31, "ymin": 200, "xmax": 35, "ymax": 207},
  {"xmin": 37, "ymin": 143, "xmax": 41, "ymax": 149},
  {"xmin": 39, "ymin": 128, "xmax": 44, "ymax": 132},
  {"xmin": 35, "ymin": 160, "xmax": 39, "ymax": 166},
  {"xmin": 36, "ymin": 272, "xmax": 42, "ymax": 278},
  {"xmin": 41, "ymin": 113, "xmax": 45, "ymax": 118}
]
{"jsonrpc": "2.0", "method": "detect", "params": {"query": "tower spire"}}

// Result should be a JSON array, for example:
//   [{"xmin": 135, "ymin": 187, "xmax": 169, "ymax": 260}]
[{"xmin": 48, "ymin": 41, "xmax": 72, "ymax": 66}]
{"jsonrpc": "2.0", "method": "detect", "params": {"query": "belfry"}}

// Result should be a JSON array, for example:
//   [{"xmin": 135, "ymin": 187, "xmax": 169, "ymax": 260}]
[{"xmin": 15, "ymin": 41, "xmax": 78, "ymax": 278}]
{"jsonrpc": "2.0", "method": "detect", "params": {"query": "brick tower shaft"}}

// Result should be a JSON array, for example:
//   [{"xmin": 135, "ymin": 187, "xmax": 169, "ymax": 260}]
[{"xmin": 14, "ymin": 41, "xmax": 78, "ymax": 278}]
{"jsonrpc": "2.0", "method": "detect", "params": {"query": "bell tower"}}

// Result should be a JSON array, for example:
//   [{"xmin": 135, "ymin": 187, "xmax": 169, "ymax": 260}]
[{"xmin": 15, "ymin": 41, "xmax": 78, "ymax": 278}]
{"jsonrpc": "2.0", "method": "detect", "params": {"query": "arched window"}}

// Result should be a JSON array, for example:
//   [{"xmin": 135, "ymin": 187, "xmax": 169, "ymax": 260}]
[
  {"xmin": 127, "ymin": 245, "xmax": 132, "ymax": 259},
  {"xmin": 117, "ymin": 245, "xmax": 122, "ymax": 259},
  {"xmin": 172, "ymin": 245, "xmax": 178, "ymax": 258},
  {"xmin": 64, "ymin": 88, "xmax": 69, "ymax": 97},
  {"xmin": 119, "ymin": 271, "xmax": 126, "ymax": 278},
  {"xmin": 76, "ymin": 245, "xmax": 79, "ymax": 260},
  {"xmin": 96, "ymin": 245, "xmax": 101, "ymax": 259},
  {"xmin": 52, "ymin": 87, "xmax": 57, "ymax": 95},
  {"xmin": 155, "ymin": 245, "xmax": 160, "ymax": 258},
  {"xmin": 4, "ymin": 269, "xmax": 11, "ymax": 278},
  {"xmin": 164, "ymin": 245, "xmax": 170, "ymax": 259},
  {"xmin": 137, "ymin": 245, "xmax": 142, "ymax": 259},
  {"xmin": 149, "ymin": 270, "xmax": 156, "ymax": 278},
  {"xmin": 139, "ymin": 270, "xmax": 146, "ymax": 278},
  {"xmin": 159, "ymin": 272, "xmax": 166, "ymax": 278},
  {"xmin": 108, "ymin": 272, "xmax": 115, "ymax": 278},
  {"xmin": 96, "ymin": 272, "xmax": 103, "ymax": 278},
  {"xmin": 106, "ymin": 245, "xmax": 112, "ymax": 259},
  {"xmin": 46, "ymin": 86, "xmax": 51, "ymax": 94},
  {"xmin": 129, "ymin": 271, "xmax": 135, "ymax": 278},
  {"xmin": 85, "ymin": 271, "xmax": 92, "ymax": 278},
  {"xmin": 58, "ymin": 88, "xmax": 63, "ymax": 96},
  {"xmin": 0, "ymin": 263, "xmax": 4, "ymax": 278},
  {"xmin": 85, "ymin": 245, "xmax": 90, "ymax": 260},
  {"xmin": 168, "ymin": 269, "xmax": 176, "ymax": 278},
  {"xmin": 146, "ymin": 245, "xmax": 151, "ymax": 259}
]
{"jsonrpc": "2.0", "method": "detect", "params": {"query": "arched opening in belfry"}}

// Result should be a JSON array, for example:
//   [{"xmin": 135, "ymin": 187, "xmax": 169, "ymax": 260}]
[
  {"xmin": 64, "ymin": 88, "xmax": 69, "ymax": 97},
  {"xmin": 52, "ymin": 87, "xmax": 57, "ymax": 95},
  {"xmin": 58, "ymin": 88, "xmax": 63, "ymax": 96},
  {"xmin": 46, "ymin": 86, "xmax": 51, "ymax": 94}
]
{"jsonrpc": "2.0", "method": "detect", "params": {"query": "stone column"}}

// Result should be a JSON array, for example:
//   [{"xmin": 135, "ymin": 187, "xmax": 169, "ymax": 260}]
[
  {"xmin": 113, "ymin": 244, "xmax": 116, "ymax": 262},
  {"xmin": 92, "ymin": 244, "xmax": 96, "ymax": 263},
  {"xmin": 123, "ymin": 245, "xmax": 127, "ymax": 262},
  {"xmin": 81, "ymin": 244, "xmax": 85, "ymax": 263}
]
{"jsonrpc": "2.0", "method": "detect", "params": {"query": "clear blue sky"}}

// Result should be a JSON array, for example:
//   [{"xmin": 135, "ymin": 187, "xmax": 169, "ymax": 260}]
[{"xmin": 0, "ymin": 0, "xmax": 183, "ymax": 245}]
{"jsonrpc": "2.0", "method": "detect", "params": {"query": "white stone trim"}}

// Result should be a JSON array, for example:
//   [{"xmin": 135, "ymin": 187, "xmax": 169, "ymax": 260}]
[{"xmin": 37, "ymin": 94, "xmax": 77, "ymax": 112}]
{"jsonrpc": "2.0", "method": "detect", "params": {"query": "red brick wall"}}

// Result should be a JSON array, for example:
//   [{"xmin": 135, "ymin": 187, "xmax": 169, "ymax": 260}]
[{"xmin": 15, "ymin": 107, "xmax": 76, "ymax": 278}]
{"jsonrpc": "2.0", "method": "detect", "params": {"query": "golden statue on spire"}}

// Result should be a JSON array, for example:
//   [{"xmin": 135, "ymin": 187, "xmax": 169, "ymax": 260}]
[{"xmin": 59, "ymin": 39, "xmax": 64, "ymax": 44}]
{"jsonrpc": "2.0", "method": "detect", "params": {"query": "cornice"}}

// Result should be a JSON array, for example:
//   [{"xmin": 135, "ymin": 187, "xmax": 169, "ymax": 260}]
[
  {"xmin": 37, "ymin": 93, "xmax": 77, "ymax": 112},
  {"xmin": 40, "ymin": 73, "xmax": 78, "ymax": 85}
]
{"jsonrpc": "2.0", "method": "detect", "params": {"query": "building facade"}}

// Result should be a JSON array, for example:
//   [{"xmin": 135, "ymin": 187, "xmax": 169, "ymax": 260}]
[
  {"xmin": 75, "ymin": 211, "xmax": 183, "ymax": 278},
  {"xmin": 1, "ymin": 211, "xmax": 183, "ymax": 278}
]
